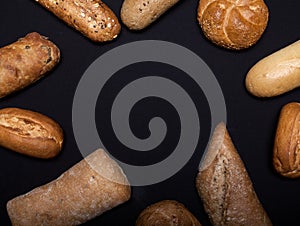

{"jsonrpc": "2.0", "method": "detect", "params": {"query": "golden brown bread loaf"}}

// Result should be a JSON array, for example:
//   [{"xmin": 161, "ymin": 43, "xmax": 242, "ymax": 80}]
[
  {"xmin": 7, "ymin": 149, "xmax": 131, "ymax": 225},
  {"xmin": 246, "ymin": 40, "xmax": 300, "ymax": 97},
  {"xmin": 196, "ymin": 123, "xmax": 272, "ymax": 226},
  {"xmin": 121, "ymin": 0, "xmax": 180, "ymax": 30},
  {"xmin": 0, "ymin": 108, "xmax": 63, "ymax": 159},
  {"xmin": 0, "ymin": 32, "xmax": 60, "ymax": 98},
  {"xmin": 197, "ymin": 0, "xmax": 269, "ymax": 50},
  {"xmin": 136, "ymin": 200, "xmax": 201, "ymax": 226},
  {"xmin": 273, "ymin": 102, "xmax": 300, "ymax": 178},
  {"xmin": 36, "ymin": 0, "xmax": 121, "ymax": 42}
]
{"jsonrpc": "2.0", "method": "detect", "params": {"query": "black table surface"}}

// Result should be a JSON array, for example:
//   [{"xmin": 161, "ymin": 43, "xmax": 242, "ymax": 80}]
[{"xmin": 1, "ymin": 0, "xmax": 300, "ymax": 225}]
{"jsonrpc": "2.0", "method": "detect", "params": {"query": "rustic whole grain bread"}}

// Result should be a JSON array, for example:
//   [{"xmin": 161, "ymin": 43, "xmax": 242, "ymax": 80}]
[
  {"xmin": 121, "ymin": 0, "xmax": 180, "ymax": 30},
  {"xmin": 196, "ymin": 123, "xmax": 272, "ymax": 226},
  {"xmin": 7, "ymin": 149, "xmax": 131, "ymax": 225},
  {"xmin": 0, "ymin": 32, "xmax": 60, "ymax": 98},
  {"xmin": 197, "ymin": 0, "xmax": 269, "ymax": 50},
  {"xmin": 36, "ymin": 0, "xmax": 121, "ymax": 42},
  {"xmin": 273, "ymin": 102, "xmax": 300, "ymax": 178},
  {"xmin": 136, "ymin": 200, "xmax": 201, "ymax": 226},
  {"xmin": 0, "ymin": 107, "xmax": 63, "ymax": 159}
]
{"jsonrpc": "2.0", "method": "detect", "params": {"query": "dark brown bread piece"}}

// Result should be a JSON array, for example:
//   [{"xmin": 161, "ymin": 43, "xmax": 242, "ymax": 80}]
[
  {"xmin": 197, "ymin": 0, "xmax": 269, "ymax": 50},
  {"xmin": 196, "ymin": 123, "xmax": 272, "ymax": 226},
  {"xmin": 36, "ymin": 0, "xmax": 121, "ymax": 42},
  {"xmin": 273, "ymin": 102, "xmax": 300, "ymax": 178},
  {"xmin": 0, "ymin": 32, "xmax": 60, "ymax": 98},
  {"xmin": 121, "ymin": 0, "xmax": 180, "ymax": 30},
  {"xmin": 7, "ymin": 149, "xmax": 131, "ymax": 225},
  {"xmin": 136, "ymin": 200, "xmax": 201, "ymax": 226},
  {"xmin": 0, "ymin": 108, "xmax": 63, "ymax": 159}
]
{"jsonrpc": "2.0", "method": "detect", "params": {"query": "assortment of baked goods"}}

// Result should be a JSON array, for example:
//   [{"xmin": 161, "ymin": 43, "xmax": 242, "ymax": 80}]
[{"xmin": 1, "ymin": 0, "xmax": 299, "ymax": 225}]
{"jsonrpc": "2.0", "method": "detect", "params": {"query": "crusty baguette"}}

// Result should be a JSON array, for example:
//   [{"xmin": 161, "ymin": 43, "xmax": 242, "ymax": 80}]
[
  {"xmin": 0, "ymin": 32, "xmax": 60, "ymax": 98},
  {"xmin": 197, "ymin": 0, "xmax": 269, "ymax": 50},
  {"xmin": 121, "ymin": 0, "xmax": 180, "ymax": 30},
  {"xmin": 136, "ymin": 200, "xmax": 201, "ymax": 226},
  {"xmin": 36, "ymin": 0, "xmax": 121, "ymax": 42},
  {"xmin": 7, "ymin": 149, "xmax": 131, "ymax": 226},
  {"xmin": 0, "ymin": 108, "xmax": 63, "ymax": 159},
  {"xmin": 246, "ymin": 40, "xmax": 300, "ymax": 97},
  {"xmin": 273, "ymin": 102, "xmax": 300, "ymax": 178},
  {"xmin": 196, "ymin": 123, "xmax": 272, "ymax": 226}
]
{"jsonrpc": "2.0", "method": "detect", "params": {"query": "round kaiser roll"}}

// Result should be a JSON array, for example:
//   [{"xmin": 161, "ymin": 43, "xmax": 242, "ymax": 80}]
[{"xmin": 197, "ymin": 0, "xmax": 269, "ymax": 50}]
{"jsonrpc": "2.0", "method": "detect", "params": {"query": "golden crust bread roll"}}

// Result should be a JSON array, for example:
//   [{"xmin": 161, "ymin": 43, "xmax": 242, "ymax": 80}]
[
  {"xmin": 197, "ymin": 0, "xmax": 269, "ymax": 50},
  {"xmin": 35, "ymin": 0, "xmax": 121, "ymax": 42},
  {"xmin": 246, "ymin": 40, "xmax": 300, "ymax": 97},
  {"xmin": 136, "ymin": 200, "xmax": 201, "ymax": 226},
  {"xmin": 7, "ymin": 149, "xmax": 131, "ymax": 225},
  {"xmin": 273, "ymin": 102, "xmax": 300, "ymax": 178},
  {"xmin": 196, "ymin": 123, "xmax": 272, "ymax": 226},
  {"xmin": 0, "ymin": 32, "xmax": 60, "ymax": 98},
  {"xmin": 121, "ymin": 0, "xmax": 180, "ymax": 30},
  {"xmin": 0, "ymin": 108, "xmax": 63, "ymax": 159}
]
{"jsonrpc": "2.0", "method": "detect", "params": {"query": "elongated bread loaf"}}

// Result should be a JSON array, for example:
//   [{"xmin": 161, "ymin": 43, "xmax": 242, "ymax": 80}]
[
  {"xmin": 7, "ymin": 149, "xmax": 131, "ymax": 225},
  {"xmin": 36, "ymin": 0, "xmax": 121, "ymax": 42},
  {"xmin": 273, "ymin": 102, "xmax": 300, "ymax": 178},
  {"xmin": 196, "ymin": 123, "xmax": 272, "ymax": 226},
  {"xmin": 0, "ymin": 108, "xmax": 63, "ymax": 159},
  {"xmin": 0, "ymin": 32, "xmax": 60, "ymax": 98},
  {"xmin": 246, "ymin": 40, "xmax": 300, "ymax": 97}
]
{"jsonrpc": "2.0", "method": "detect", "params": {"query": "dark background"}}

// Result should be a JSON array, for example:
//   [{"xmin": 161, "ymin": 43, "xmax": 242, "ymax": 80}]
[{"xmin": 1, "ymin": 0, "xmax": 300, "ymax": 225}]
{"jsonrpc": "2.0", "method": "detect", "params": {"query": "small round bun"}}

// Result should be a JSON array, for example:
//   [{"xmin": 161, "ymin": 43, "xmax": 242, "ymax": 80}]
[
  {"xmin": 136, "ymin": 200, "xmax": 201, "ymax": 226},
  {"xmin": 197, "ymin": 0, "xmax": 269, "ymax": 50}
]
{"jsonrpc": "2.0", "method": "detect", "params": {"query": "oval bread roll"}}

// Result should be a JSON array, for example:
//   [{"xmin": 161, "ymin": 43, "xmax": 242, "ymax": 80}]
[
  {"xmin": 121, "ymin": 0, "xmax": 180, "ymax": 30},
  {"xmin": 273, "ymin": 102, "xmax": 300, "ymax": 178},
  {"xmin": 36, "ymin": 0, "xmax": 121, "ymax": 42},
  {"xmin": 7, "ymin": 149, "xmax": 131, "ymax": 226},
  {"xmin": 196, "ymin": 123, "xmax": 272, "ymax": 226},
  {"xmin": 197, "ymin": 0, "xmax": 269, "ymax": 50},
  {"xmin": 0, "ymin": 108, "xmax": 63, "ymax": 159},
  {"xmin": 246, "ymin": 40, "xmax": 300, "ymax": 97},
  {"xmin": 0, "ymin": 32, "xmax": 60, "ymax": 98},
  {"xmin": 136, "ymin": 200, "xmax": 201, "ymax": 226}
]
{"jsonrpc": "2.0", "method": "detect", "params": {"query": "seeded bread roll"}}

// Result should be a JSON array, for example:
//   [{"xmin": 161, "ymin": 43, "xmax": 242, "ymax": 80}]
[
  {"xmin": 136, "ymin": 200, "xmax": 201, "ymax": 226},
  {"xmin": 0, "ymin": 108, "xmax": 63, "ymax": 159},
  {"xmin": 196, "ymin": 123, "xmax": 272, "ymax": 226},
  {"xmin": 273, "ymin": 102, "xmax": 300, "ymax": 178},
  {"xmin": 197, "ymin": 0, "xmax": 269, "ymax": 50},
  {"xmin": 7, "ymin": 149, "xmax": 131, "ymax": 226},
  {"xmin": 36, "ymin": 0, "xmax": 121, "ymax": 42},
  {"xmin": 0, "ymin": 32, "xmax": 60, "ymax": 98}
]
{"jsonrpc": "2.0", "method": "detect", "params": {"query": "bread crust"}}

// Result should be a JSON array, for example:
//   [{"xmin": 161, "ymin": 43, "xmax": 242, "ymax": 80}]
[
  {"xmin": 136, "ymin": 200, "xmax": 201, "ymax": 226},
  {"xmin": 36, "ymin": 0, "xmax": 121, "ymax": 42},
  {"xmin": 121, "ymin": 0, "xmax": 180, "ymax": 30},
  {"xmin": 273, "ymin": 102, "xmax": 300, "ymax": 178},
  {"xmin": 196, "ymin": 123, "xmax": 272, "ymax": 226},
  {"xmin": 245, "ymin": 40, "xmax": 300, "ymax": 97},
  {"xmin": 0, "ymin": 32, "xmax": 60, "ymax": 98},
  {"xmin": 0, "ymin": 108, "xmax": 63, "ymax": 159},
  {"xmin": 197, "ymin": 0, "xmax": 269, "ymax": 50},
  {"xmin": 7, "ymin": 149, "xmax": 131, "ymax": 226}
]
